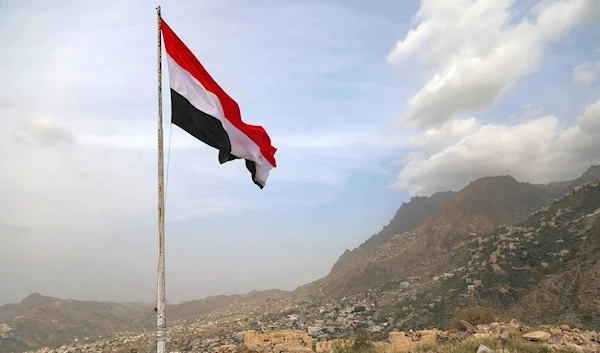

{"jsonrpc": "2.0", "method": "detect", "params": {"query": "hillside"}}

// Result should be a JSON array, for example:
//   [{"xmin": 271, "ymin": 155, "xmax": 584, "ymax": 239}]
[
  {"xmin": 167, "ymin": 289, "xmax": 288, "ymax": 320},
  {"xmin": 305, "ymin": 166, "xmax": 600, "ymax": 299},
  {"xmin": 385, "ymin": 180, "xmax": 600, "ymax": 330},
  {"xmin": 329, "ymin": 191, "xmax": 456, "ymax": 276},
  {"xmin": 537, "ymin": 165, "xmax": 600, "ymax": 197},
  {"xmin": 0, "ymin": 293, "xmax": 153, "ymax": 353},
  {"xmin": 309, "ymin": 176, "xmax": 553, "ymax": 297},
  {"xmin": 0, "ymin": 289, "xmax": 287, "ymax": 353}
]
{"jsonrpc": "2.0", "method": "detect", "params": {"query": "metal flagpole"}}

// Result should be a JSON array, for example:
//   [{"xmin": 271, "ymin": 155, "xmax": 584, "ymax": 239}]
[{"xmin": 156, "ymin": 5, "xmax": 167, "ymax": 353}]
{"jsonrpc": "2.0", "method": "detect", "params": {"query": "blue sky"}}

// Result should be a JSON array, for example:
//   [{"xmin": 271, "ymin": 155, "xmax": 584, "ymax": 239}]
[{"xmin": 0, "ymin": 0, "xmax": 599, "ymax": 304}]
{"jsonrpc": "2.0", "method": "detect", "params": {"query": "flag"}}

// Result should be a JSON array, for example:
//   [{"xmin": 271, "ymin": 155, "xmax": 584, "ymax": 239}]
[{"xmin": 160, "ymin": 18, "xmax": 277, "ymax": 188}]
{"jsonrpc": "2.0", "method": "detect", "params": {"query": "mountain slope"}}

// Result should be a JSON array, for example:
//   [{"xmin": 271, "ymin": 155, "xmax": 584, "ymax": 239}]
[
  {"xmin": 386, "ymin": 180, "xmax": 600, "ymax": 330},
  {"xmin": 312, "ymin": 176, "xmax": 554, "ymax": 298},
  {"xmin": 302, "ymin": 166, "xmax": 600, "ymax": 300},
  {"xmin": 538, "ymin": 165, "xmax": 600, "ymax": 197},
  {"xmin": 329, "ymin": 191, "xmax": 455, "ymax": 277},
  {"xmin": 167, "ymin": 289, "xmax": 288, "ymax": 320},
  {"xmin": 0, "ymin": 289, "xmax": 287, "ymax": 353},
  {"xmin": 509, "ymin": 194, "xmax": 600, "ymax": 328},
  {"xmin": 0, "ymin": 293, "xmax": 153, "ymax": 353}
]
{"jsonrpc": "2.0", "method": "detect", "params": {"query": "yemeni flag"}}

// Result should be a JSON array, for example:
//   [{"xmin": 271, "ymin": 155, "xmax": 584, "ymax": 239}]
[{"xmin": 160, "ymin": 18, "xmax": 277, "ymax": 188}]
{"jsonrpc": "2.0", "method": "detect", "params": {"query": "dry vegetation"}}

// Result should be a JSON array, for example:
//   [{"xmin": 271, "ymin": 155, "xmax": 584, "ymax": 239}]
[
  {"xmin": 449, "ymin": 307, "xmax": 498, "ymax": 329},
  {"xmin": 332, "ymin": 335, "xmax": 382, "ymax": 353}
]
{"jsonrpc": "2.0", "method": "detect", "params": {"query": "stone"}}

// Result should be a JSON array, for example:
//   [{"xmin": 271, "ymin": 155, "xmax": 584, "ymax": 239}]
[
  {"xmin": 549, "ymin": 327, "xmax": 562, "ymax": 336},
  {"xmin": 499, "ymin": 330, "xmax": 509, "ymax": 343},
  {"xmin": 216, "ymin": 344, "xmax": 238, "ymax": 353},
  {"xmin": 522, "ymin": 331, "xmax": 552, "ymax": 342},
  {"xmin": 461, "ymin": 320, "xmax": 478, "ymax": 333},
  {"xmin": 565, "ymin": 343, "xmax": 583, "ymax": 353},
  {"xmin": 476, "ymin": 344, "xmax": 495, "ymax": 353},
  {"xmin": 582, "ymin": 331, "xmax": 598, "ymax": 342},
  {"xmin": 438, "ymin": 331, "xmax": 449, "ymax": 341},
  {"xmin": 473, "ymin": 333, "xmax": 491, "ymax": 340},
  {"xmin": 575, "ymin": 334, "xmax": 591, "ymax": 346},
  {"xmin": 561, "ymin": 324, "xmax": 570, "ymax": 332}
]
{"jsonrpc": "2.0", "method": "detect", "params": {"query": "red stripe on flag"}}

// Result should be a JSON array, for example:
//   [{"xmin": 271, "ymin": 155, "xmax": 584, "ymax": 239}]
[{"xmin": 160, "ymin": 18, "xmax": 277, "ymax": 168}]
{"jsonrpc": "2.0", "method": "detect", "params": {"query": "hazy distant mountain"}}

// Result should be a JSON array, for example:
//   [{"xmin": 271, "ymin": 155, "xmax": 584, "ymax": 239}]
[
  {"xmin": 0, "ymin": 293, "xmax": 153, "ymax": 353},
  {"xmin": 0, "ymin": 289, "xmax": 287, "ymax": 353},
  {"xmin": 167, "ymin": 289, "xmax": 288, "ymax": 320}
]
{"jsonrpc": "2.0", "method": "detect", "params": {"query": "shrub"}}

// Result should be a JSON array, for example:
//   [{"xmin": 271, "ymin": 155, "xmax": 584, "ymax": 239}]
[{"xmin": 332, "ymin": 334, "xmax": 384, "ymax": 353}]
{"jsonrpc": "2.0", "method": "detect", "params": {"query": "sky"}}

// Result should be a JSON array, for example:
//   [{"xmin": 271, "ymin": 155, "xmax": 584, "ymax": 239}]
[{"xmin": 0, "ymin": 0, "xmax": 599, "ymax": 305}]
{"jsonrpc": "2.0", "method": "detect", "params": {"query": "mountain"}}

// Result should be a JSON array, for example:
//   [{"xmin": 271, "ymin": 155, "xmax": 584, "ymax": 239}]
[
  {"xmin": 167, "ymin": 289, "xmax": 288, "ymax": 320},
  {"xmin": 329, "ymin": 191, "xmax": 456, "ymax": 277},
  {"xmin": 0, "ymin": 293, "xmax": 153, "ymax": 353},
  {"xmin": 508, "ymin": 191, "xmax": 600, "ymax": 328},
  {"xmin": 386, "ymin": 179, "xmax": 600, "ymax": 330},
  {"xmin": 302, "ymin": 166, "xmax": 600, "ymax": 299},
  {"xmin": 0, "ymin": 289, "xmax": 288, "ymax": 353},
  {"xmin": 537, "ymin": 165, "xmax": 600, "ymax": 198}
]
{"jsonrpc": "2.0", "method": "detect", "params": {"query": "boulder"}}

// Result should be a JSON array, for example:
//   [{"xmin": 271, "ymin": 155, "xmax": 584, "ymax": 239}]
[
  {"xmin": 549, "ymin": 327, "xmax": 562, "ymax": 336},
  {"xmin": 581, "ymin": 331, "xmax": 598, "ymax": 342},
  {"xmin": 565, "ymin": 343, "xmax": 583, "ymax": 353},
  {"xmin": 522, "ymin": 331, "xmax": 552, "ymax": 342}
]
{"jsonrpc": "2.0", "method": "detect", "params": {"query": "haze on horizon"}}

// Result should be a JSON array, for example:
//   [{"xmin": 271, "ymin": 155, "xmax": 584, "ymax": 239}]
[{"xmin": 1, "ymin": 0, "xmax": 599, "ymax": 306}]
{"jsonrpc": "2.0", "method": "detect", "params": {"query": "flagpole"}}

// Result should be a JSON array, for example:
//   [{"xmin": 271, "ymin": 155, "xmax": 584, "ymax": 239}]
[{"xmin": 156, "ymin": 5, "xmax": 167, "ymax": 353}]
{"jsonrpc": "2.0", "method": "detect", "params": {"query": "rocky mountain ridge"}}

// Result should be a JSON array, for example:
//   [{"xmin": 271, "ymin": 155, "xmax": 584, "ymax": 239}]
[
  {"xmin": 329, "ymin": 191, "xmax": 456, "ymax": 277},
  {"xmin": 304, "ymin": 166, "xmax": 600, "ymax": 299}
]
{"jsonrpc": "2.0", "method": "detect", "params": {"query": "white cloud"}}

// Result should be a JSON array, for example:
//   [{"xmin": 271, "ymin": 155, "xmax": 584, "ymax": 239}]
[
  {"xmin": 573, "ymin": 61, "xmax": 600, "ymax": 86},
  {"xmin": 406, "ymin": 117, "xmax": 482, "ymax": 151},
  {"xmin": 388, "ymin": 0, "xmax": 600, "ymax": 128},
  {"xmin": 395, "ymin": 97, "xmax": 600, "ymax": 196},
  {"xmin": 13, "ymin": 118, "xmax": 75, "ymax": 145},
  {"xmin": 0, "ymin": 114, "xmax": 254, "ymax": 232}
]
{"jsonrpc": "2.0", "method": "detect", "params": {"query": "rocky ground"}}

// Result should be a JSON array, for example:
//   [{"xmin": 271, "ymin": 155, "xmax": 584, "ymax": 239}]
[{"xmin": 25, "ymin": 320, "xmax": 599, "ymax": 353}]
